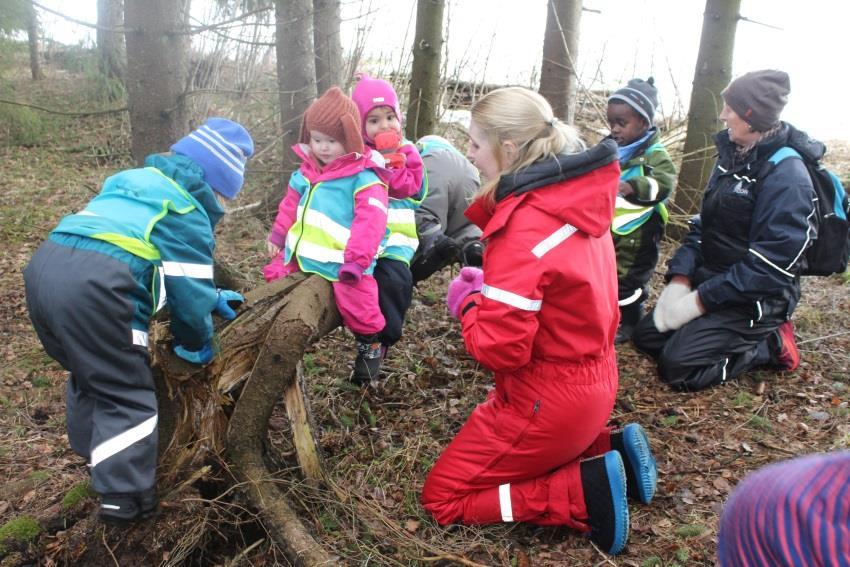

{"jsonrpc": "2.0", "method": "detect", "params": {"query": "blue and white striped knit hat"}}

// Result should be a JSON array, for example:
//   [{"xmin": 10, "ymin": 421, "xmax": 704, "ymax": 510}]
[
  {"xmin": 171, "ymin": 117, "xmax": 254, "ymax": 199},
  {"xmin": 608, "ymin": 77, "xmax": 658, "ymax": 125}
]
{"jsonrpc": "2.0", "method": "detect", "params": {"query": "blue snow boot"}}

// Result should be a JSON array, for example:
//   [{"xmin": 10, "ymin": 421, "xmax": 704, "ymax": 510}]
[
  {"xmin": 580, "ymin": 451, "xmax": 629, "ymax": 556},
  {"xmin": 610, "ymin": 423, "xmax": 657, "ymax": 504}
]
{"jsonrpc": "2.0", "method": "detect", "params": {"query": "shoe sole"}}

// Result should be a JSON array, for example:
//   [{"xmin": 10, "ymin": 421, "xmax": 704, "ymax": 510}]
[
  {"xmin": 622, "ymin": 423, "xmax": 657, "ymax": 504},
  {"xmin": 602, "ymin": 451, "xmax": 630, "ymax": 555}
]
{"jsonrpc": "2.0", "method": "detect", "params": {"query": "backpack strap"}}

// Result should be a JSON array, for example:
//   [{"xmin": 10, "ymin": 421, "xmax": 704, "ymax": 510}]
[{"xmin": 768, "ymin": 146, "xmax": 802, "ymax": 165}]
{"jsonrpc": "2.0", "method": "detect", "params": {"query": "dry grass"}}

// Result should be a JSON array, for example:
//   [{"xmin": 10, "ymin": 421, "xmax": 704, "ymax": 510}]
[{"xmin": 1, "ymin": 53, "xmax": 849, "ymax": 566}]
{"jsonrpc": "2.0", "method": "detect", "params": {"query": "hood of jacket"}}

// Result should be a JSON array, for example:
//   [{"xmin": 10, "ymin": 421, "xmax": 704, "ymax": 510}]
[
  {"xmin": 292, "ymin": 143, "xmax": 377, "ymax": 181},
  {"xmin": 146, "ymin": 153, "xmax": 224, "ymax": 228},
  {"xmin": 472, "ymin": 139, "xmax": 619, "ymax": 238}
]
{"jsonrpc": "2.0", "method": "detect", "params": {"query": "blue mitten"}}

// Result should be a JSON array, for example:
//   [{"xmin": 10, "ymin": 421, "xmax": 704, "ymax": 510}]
[
  {"xmin": 174, "ymin": 342, "xmax": 214, "ymax": 365},
  {"xmin": 215, "ymin": 289, "xmax": 244, "ymax": 320}
]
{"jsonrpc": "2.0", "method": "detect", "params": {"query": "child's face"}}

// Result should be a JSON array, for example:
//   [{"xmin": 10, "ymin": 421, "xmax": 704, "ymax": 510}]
[
  {"xmin": 365, "ymin": 106, "xmax": 401, "ymax": 141},
  {"xmin": 606, "ymin": 102, "xmax": 649, "ymax": 146},
  {"xmin": 309, "ymin": 130, "xmax": 346, "ymax": 165},
  {"xmin": 466, "ymin": 121, "xmax": 501, "ymax": 182}
]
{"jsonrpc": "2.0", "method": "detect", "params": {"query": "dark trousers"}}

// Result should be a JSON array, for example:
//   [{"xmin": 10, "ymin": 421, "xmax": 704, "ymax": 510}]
[
  {"xmin": 632, "ymin": 300, "xmax": 787, "ymax": 391},
  {"xmin": 374, "ymin": 257, "xmax": 413, "ymax": 346},
  {"xmin": 24, "ymin": 241, "xmax": 157, "ymax": 495}
]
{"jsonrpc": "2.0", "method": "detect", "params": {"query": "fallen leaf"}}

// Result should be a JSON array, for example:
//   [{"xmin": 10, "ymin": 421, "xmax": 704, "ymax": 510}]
[{"xmin": 404, "ymin": 519, "xmax": 420, "ymax": 533}]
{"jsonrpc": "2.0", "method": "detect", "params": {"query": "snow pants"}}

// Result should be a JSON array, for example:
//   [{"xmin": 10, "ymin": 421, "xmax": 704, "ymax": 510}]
[
  {"xmin": 263, "ymin": 254, "xmax": 385, "ymax": 335},
  {"xmin": 632, "ymin": 298, "xmax": 790, "ymax": 391},
  {"xmin": 374, "ymin": 258, "xmax": 413, "ymax": 347},
  {"xmin": 421, "ymin": 351, "xmax": 618, "ymax": 528},
  {"xmin": 718, "ymin": 451, "xmax": 850, "ymax": 566},
  {"xmin": 24, "ymin": 241, "xmax": 157, "ymax": 495}
]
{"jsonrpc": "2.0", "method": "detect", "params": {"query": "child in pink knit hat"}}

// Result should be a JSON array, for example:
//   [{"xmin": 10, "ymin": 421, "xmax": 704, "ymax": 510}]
[{"xmin": 349, "ymin": 74, "xmax": 428, "ymax": 384}]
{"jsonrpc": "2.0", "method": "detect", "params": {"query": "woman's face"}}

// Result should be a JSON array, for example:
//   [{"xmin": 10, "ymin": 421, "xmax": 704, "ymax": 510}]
[
  {"xmin": 466, "ymin": 121, "xmax": 502, "ymax": 182},
  {"xmin": 719, "ymin": 103, "xmax": 761, "ymax": 147}
]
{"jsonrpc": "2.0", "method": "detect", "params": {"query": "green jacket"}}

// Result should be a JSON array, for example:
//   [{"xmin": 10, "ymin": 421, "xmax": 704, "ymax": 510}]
[
  {"xmin": 611, "ymin": 129, "xmax": 676, "ymax": 235},
  {"xmin": 612, "ymin": 130, "xmax": 677, "ymax": 282}
]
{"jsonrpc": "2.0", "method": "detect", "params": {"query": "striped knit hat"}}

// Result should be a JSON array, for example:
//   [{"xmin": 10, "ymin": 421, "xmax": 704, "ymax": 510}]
[
  {"xmin": 608, "ymin": 77, "xmax": 658, "ymax": 124},
  {"xmin": 171, "ymin": 117, "xmax": 254, "ymax": 199}
]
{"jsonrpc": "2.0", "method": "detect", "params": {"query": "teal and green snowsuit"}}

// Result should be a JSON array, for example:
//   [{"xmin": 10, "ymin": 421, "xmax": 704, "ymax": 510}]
[{"xmin": 611, "ymin": 129, "xmax": 677, "ymax": 320}]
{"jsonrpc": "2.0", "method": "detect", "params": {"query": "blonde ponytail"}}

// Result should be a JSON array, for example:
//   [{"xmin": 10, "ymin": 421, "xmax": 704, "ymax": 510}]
[{"xmin": 471, "ymin": 87, "xmax": 585, "ymax": 207}]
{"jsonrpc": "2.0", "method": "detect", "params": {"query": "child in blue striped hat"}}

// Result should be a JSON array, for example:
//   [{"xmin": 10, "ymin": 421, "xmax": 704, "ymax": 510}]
[
  {"xmin": 606, "ymin": 78, "xmax": 677, "ymax": 344},
  {"xmin": 23, "ymin": 117, "xmax": 253, "ymax": 525}
]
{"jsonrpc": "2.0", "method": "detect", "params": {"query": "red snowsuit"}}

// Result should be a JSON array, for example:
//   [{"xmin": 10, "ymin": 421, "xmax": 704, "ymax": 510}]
[{"xmin": 421, "ymin": 141, "xmax": 622, "ymax": 530}]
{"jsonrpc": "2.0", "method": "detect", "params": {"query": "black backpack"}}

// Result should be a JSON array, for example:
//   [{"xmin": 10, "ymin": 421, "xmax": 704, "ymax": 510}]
[{"xmin": 768, "ymin": 146, "xmax": 850, "ymax": 276}]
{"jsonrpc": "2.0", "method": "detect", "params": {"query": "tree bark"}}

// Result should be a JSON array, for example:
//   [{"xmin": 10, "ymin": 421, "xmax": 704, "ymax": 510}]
[
  {"xmin": 124, "ymin": 0, "xmax": 190, "ymax": 165},
  {"xmin": 26, "ymin": 1, "xmax": 44, "ymax": 81},
  {"xmin": 275, "ymin": 0, "xmax": 318, "ymax": 175},
  {"xmin": 673, "ymin": 0, "xmax": 741, "ymax": 227},
  {"xmin": 406, "ymin": 0, "xmax": 444, "ymax": 141},
  {"xmin": 538, "ymin": 0, "xmax": 582, "ymax": 123},
  {"xmin": 312, "ymin": 0, "xmax": 342, "ymax": 94},
  {"xmin": 97, "ymin": 0, "xmax": 126, "ymax": 80},
  {"xmin": 153, "ymin": 273, "xmax": 341, "ymax": 564}
]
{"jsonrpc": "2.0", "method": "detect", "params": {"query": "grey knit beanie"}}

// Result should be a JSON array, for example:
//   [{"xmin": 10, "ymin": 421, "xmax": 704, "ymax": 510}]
[
  {"xmin": 722, "ymin": 69, "xmax": 790, "ymax": 132},
  {"xmin": 608, "ymin": 77, "xmax": 658, "ymax": 124}
]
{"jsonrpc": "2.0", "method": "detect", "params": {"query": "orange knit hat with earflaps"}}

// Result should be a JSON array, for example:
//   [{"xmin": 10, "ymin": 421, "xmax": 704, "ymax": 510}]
[{"xmin": 299, "ymin": 87, "xmax": 364, "ymax": 155}]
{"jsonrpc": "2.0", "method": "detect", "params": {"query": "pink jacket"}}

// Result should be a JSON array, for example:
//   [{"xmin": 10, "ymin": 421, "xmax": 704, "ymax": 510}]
[
  {"xmin": 367, "ymin": 140, "xmax": 425, "ymax": 199},
  {"xmin": 268, "ymin": 144, "xmax": 389, "ymax": 271}
]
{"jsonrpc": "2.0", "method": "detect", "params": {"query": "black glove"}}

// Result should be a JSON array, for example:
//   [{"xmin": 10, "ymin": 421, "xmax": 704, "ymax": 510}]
[
  {"xmin": 411, "ymin": 234, "xmax": 460, "ymax": 283},
  {"xmin": 461, "ymin": 240, "xmax": 484, "ymax": 267}
]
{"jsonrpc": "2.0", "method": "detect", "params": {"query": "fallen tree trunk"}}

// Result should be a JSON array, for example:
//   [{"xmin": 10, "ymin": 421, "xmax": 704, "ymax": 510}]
[{"xmin": 152, "ymin": 273, "xmax": 341, "ymax": 565}]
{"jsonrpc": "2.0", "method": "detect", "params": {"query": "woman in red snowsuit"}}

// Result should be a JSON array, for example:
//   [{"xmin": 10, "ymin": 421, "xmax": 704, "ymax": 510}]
[{"xmin": 421, "ymin": 87, "xmax": 658, "ymax": 556}]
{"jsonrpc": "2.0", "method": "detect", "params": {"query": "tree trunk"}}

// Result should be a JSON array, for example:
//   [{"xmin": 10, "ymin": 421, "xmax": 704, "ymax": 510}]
[
  {"xmin": 405, "ymin": 0, "xmax": 444, "ymax": 141},
  {"xmin": 538, "ymin": 0, "xmax": 581, "ymax": 123},
  {"xmin": 26, "ymin": 1, "xmax": 44, "ymax": 81},
  {"xmin": 275, "ymin": 0, "xmax": 317, "ymax": 175},
  {"xmin": 673, "ymin": 0, "xmax": 741, "ymax": 227},
  {"xmin": 97, "ymin": 0, "xmax": 126, "ymax": 80},
  {"xmin": 154, "ymin": 273, "xmax": 341, "ymax": 564},
  {"xmin": 312, "ymin": 0, "xmax": 342, "ymax": 94},
  {"xmin": 124, "ymin": 0, "xmax": 190, "ymax": 165}
]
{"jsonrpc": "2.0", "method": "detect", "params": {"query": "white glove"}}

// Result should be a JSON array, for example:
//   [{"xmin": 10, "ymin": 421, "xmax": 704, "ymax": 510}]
[
  {"xmin": 655, "ymin": 290, "xmax": 704, "ymax": 333},
  {"xmin": 652, "ymin": 280, "xmax": 692, "ymax": 331}
]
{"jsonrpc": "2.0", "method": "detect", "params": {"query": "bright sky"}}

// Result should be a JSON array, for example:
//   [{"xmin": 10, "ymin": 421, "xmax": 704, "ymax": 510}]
[{"xmin": 35, "ymin": 0, "xmax": 849, "ymax": 141}]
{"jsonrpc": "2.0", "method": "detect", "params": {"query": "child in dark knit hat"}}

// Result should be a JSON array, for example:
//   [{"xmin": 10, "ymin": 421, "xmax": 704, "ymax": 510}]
[
  {"xmin": 350, "ymin": 74, "xmax": 428, "ymax": 384},
  {"xmin": 263, "ymin": 87, "xmax": 391, "ymax": 382},
  {"xmin": 24, "ymin": 117, "xmax": 254, "ymax": 525},
  {"xmin": 606, "ymin": 77, "xmax": 678, "ymax": 344}
]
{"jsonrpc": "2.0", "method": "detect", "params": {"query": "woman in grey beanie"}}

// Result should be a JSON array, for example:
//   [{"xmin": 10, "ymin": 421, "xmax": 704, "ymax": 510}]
[{"xmin": 631, "ymin": 69, "xmax": 822, "ymax": 392}]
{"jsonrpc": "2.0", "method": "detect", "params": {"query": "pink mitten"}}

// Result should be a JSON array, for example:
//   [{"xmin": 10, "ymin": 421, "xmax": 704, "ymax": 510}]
[
  {"xmin": 263, "ymin": 254, "xmax": 295, "ymax": 282},
  {"xmin": 446, "ymin": 267, "xmax": 484, "ymax": 319},
  {"xmin": 338, "ymin": 262, "xmax": 363, "ymax": 285}
]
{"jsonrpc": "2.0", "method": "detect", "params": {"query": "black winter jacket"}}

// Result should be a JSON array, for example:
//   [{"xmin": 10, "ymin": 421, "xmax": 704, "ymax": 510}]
[{"xmin": 667, "ymin": 123, "xmax": 818, "ymax": 314}]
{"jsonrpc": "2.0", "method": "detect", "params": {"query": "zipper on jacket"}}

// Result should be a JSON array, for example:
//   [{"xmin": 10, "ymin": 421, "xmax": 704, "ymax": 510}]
[
  {"xmin": 533, "ymin": 400, "xmax": 540, "ymax": 415},
  {"xmin": 291, "ymin": 181, "xmax": 322, "ymax": 255}
]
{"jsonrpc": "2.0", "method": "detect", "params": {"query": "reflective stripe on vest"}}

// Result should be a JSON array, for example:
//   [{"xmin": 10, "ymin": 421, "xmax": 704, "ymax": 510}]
[
  {"xmin": 52, "ymin": 167, "xmax": 209, "ymax": 310},
  {"xmin": 285, "ymin": 170, "xmax": 388, "ymax": 280},
  {"xmin": 611, "ymin": 143, "xmax": 669, "ymax": 235}
]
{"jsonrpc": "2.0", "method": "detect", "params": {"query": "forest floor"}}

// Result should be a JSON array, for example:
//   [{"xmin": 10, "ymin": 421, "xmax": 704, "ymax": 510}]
[{"xmin": 1, "ymin": 53, "xmax": 850, "ymax": 566}]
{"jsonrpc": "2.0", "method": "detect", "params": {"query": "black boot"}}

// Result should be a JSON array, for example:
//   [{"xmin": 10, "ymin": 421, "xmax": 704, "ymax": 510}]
[
  {"xmin": 580, "ymin": 451, "xmax": 629, "ymax": 555},
  {"xmin": 99, "ymin": 487, "xmax": 158, "ymax": 526},
  {"xmin": 351, "ymin": 334, "xmax": 383, "ymax": 385},
  {"xmin": 615, "ymin": 302, "xmax": 642, "ymax": 345}
]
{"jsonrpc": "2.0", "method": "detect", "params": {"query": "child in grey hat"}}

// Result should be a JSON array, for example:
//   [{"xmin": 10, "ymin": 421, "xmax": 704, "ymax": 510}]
[{"xmin": 606, "ymin": 77, "xmax": 678, "ymax": 344}]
